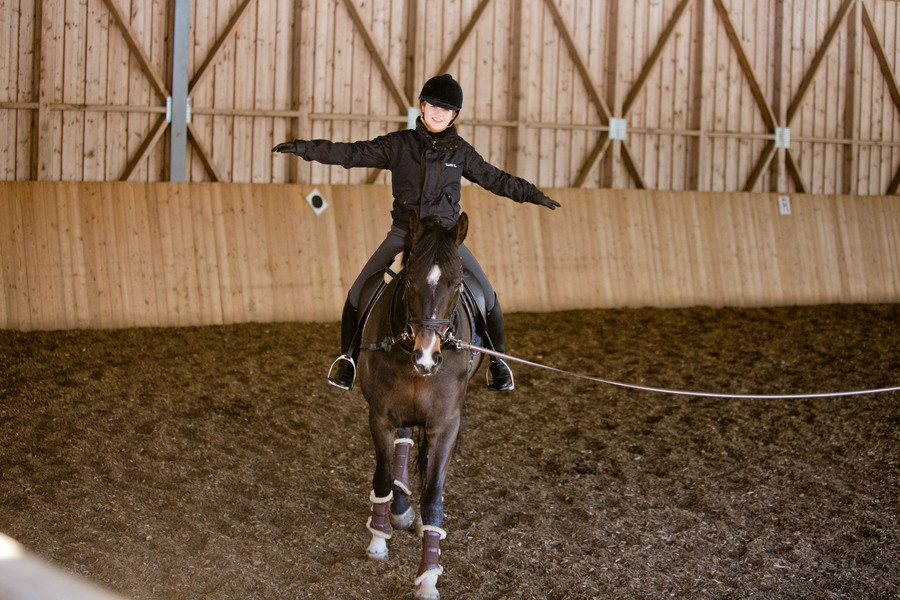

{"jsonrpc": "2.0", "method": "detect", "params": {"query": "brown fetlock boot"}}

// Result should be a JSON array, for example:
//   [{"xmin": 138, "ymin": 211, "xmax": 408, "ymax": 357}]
[
  {"xmin": 392, "ymin": 438, "xmax": 414, "ymax": 496},
  {"xmin": 415, "ymin": 526, "xmax": 446, "ymax": 600},
  {"xmin": 366, "ymin": 491, "xmax": 393, "ymax": 560}
]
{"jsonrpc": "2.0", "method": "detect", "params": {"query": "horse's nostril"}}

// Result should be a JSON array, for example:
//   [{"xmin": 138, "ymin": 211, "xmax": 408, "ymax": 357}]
[{"xmin": 433, "ymin": 353, "xmax": 443, "ymax": 366}]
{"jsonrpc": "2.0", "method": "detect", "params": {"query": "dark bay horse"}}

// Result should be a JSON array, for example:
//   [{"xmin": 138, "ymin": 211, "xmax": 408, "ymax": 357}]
[{"xmin": 358, "ymin": 212, "xmax": 483, "ymax": 600}]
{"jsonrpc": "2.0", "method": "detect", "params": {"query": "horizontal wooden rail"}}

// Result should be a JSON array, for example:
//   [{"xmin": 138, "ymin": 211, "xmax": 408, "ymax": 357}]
[{"xmin": 1, "ymin": 183, "xmax": 898, "ymax": 331}]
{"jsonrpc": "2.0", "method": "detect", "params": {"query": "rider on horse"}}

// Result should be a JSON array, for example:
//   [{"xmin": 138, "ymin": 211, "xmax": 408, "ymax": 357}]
[{"xmin": 273, "ymin": 74, "xmax": 560, "ymax": 391}]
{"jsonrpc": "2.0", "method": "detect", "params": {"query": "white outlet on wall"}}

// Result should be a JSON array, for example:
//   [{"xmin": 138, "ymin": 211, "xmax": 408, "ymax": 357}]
[{"xmin": 778, "ymin": 196, "xmax": 791, "ymax": 215}]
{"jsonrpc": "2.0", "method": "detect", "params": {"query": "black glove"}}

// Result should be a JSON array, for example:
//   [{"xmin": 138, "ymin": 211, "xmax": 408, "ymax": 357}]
[
  {"xmin": 272, "ymin": 140, "xmax": 302, "ymax": 154},
  {"xmin": 532, "ymin": 195, "xmax": 560, "ymax": 210}
]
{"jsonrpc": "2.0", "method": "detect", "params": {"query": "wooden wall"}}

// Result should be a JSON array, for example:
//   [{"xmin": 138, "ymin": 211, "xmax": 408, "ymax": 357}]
[
  {"xmin": 1, "ymin": 0, "xmax": 899, "ymax": 194},
  {"xmin": 2, "ymin": 182, "xmax": 898, "ymax": 331}
]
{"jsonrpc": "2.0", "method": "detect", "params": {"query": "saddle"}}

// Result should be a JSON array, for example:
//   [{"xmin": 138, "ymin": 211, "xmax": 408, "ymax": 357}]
[{"xmin": 356, "ymin": 261, "xmax": 487, "ymax": 354}]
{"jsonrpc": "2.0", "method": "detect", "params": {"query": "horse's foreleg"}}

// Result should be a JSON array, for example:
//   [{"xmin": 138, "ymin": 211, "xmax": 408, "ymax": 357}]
[
  {"xmin": 366, "ymin": 490, "xmax": 393, "ymax": 560},
  {"xmin": 414, "ymin": 417, "xmax": 460, "ymax": 600},
  {"xmin": 367, "ymin": 417, "xmax": 395, "ymax": 561},
  {"xmin": 390, "ymin": 428, "xmax": 415, "ymax": 530}
]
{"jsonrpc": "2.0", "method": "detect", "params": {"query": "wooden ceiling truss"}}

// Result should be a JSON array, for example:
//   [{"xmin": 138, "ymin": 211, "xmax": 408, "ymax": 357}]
[{"xmin": 10, "ymin": 0, "xmax": 900, "ymax": 192}]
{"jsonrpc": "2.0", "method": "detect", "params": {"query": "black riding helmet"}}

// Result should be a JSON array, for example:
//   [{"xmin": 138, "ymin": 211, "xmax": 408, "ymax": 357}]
[{"xmin": 419, "ymin": 74, "xmax": 463, "ymax": 112}]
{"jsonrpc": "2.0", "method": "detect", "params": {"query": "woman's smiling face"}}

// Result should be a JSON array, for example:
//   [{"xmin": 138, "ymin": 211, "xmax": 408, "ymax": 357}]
[{"xmin": 420, "ymin": 102, "xmax": 456, "ymax": 133}]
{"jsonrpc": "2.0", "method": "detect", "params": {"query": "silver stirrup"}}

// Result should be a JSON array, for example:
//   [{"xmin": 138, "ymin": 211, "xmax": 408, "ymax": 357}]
[
  {"xmin": 327, "ymin": 355, "xmax": 357, "ymax": 390},
  {"xmin": 486, "ymin": 357, "xmax": 515, "ymax": 390}
]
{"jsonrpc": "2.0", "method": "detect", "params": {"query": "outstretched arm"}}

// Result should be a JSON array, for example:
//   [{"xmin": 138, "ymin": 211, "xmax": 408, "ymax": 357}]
[
  {"xmin": 272, "ymin": 137, "xmax": 392, "ymax": 170},
  {"xmin": 462, "ymin": 145, "xmax": 560, "ymax": 210}
]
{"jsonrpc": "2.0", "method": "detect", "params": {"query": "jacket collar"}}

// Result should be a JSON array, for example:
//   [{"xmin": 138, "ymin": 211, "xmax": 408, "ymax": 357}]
[{"xmin": 416, "ymin": 118, "xmax": 460, "ymax": 151}]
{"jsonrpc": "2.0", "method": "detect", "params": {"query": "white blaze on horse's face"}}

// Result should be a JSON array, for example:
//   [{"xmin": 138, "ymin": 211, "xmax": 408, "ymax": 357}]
[
  {"xmin": 427, "ymin": 264, "xmax": 441, "ymax": 290},
  {"xmin": 412, "ymin": 263, "xmax": 445, "ymax": 376}
]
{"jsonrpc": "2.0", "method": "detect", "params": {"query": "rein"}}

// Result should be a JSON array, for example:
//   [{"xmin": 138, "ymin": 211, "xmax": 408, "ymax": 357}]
[{"xmin": 450, "ymin": 337, "xmax": 900, "ymax": 400}]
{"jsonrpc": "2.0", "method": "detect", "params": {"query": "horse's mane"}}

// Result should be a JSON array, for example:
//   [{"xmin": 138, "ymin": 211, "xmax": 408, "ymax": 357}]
[{"xmin": 403, "ymin": 215, "xmax": 462, "ymax": 278}]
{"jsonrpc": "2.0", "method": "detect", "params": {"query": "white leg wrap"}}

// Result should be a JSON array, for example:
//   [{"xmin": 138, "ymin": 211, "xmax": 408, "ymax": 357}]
[
  {"xmin": 394, "ymin": 438, "xmax": 414, "ymax": 447},
  {"xmin": 414, "ymin": 567, "xmax": 443, "ymax": 600}
]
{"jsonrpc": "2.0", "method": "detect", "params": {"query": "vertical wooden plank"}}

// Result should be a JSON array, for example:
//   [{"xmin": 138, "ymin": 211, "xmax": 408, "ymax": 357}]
[
  {"xmin": 188, "ymin": 0, "xmax": 210, "ymax": 182},
  {"xmin": 119, "ymin": 182, "xmax": 149, "ymax": 324},
  {"xmin": 270, "ymin": 0, "xmax": 293, "ymax": 179},
  {"xmin": 162, "ymin": 183, "xmax": 187, "ymax": 325},
  {"xmin": 37, "ymin": 0, "xmax": 64, "ymax": 180},
  {"xmin": 0, "ymin": 0, "xmax": 14, "ymax": 179},
  {"xmin": 231, "ymin": 1, "xmax": 254, "ymax": 182},
  {"xmin": 33, "ymin": 183, "xmax": 63, "ymax": 327},
  {"xmin": 103, "ymin": 0, "xmax": 128, "ymax": 180},
  {"xmin": 2, "ymin": 185, "xmax": 30, "ymax": 328},
  {"xmin": 83, "ymin": 0, "xmax": 109, "ymax": 181},
  {"xmin": 53, "ymin": 183, "xmax": 77, "ymax": 327},
  {"xmin": 214, "ymin": 183, "xmax": 241, "ymax": 323},
  {"xmin": 252, "ymin": 0, "xmax": 274, "ymax": 183},
  {"xmin": 199, "ymin": 183, "xmax": 225, "ymax": 323}
]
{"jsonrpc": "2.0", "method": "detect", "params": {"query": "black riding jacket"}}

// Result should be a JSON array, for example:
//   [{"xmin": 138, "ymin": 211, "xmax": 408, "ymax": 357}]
[{"xmin": 290, "ymin": 118, "xmax": 549, "ymax": 229}]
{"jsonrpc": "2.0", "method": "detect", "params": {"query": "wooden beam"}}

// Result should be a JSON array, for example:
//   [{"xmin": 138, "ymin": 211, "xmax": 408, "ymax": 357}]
[
  {"xmin": 187, "ymin": 124, "xmax": 225, "ymax": 182},
  {"xmin": 340, "ymin": 0, "xmax": 411, "ymax": 112},
  {"xmin": 785, "ymin": 0, "xmax": 855, "ymax": 125},
  {"xmin": 769, "ymin": 0, "xmax": 789, "ymax": 193},
  {"xmin": 508, "ymin": 0, "xmax": 525, "ymax": 175},
  {"xmin": 120, "ymin": 116, "xmax": 168, "ymax": 181},
  {"xmin": 842, "ymin": 3, "xmax": 860, "ymax": 195},
  {"xmin": 688, "ymin": 0, "xmax": 710, "ymax": 190},
  {"xmin": 860, "ymin": 3, "xmax": 900, "ymax": 116},
  {"xmin": 180, "ymin": 0, "xmax": 254, "ymax": 182},
  {"xmin": 189, "ymin": 0, "xmax": 256, "ymax": 92},
  {"xmin": 99, "ymin": 0, "xmax": 170, "ymax": 101},
  {"xmin": 543, "ymin": 0, "xmax": 611, "ymax": 121},
  {"xmin": 621, "ymin": 142, "xmax": 647, "ymax": 189},
  {"xmin": 785, "ymin": 149, "xmax": 807, "ymax": 194},
  {"xmin": 888, "ymin": 164, "xmax": 900, "ymax": 196},
  {"xmin": 711, "ymin": 0, "xmax": 777, "ymax": 130},
  {"xmin": 543, "ymin": 0, "xmax": 612, "ymax": 186},
  {"xmin": 622, "ymin": 0, "xmax": 694, "ymax": 116},
  {"xmin": 436, "ymin": 0, "xmax": 492, "ymax": 76},
  {"xmin": 602, "ymin": 0, "xmax": 623, "ymax": 188},
  {"xmin": 573, "ymin": 136, "xmax": 612, "ymax": 188},
  {"xmin": 30, "ymin": 0, "xmax": 45, "ymax": 180},
  {"xmin": 743, "ymin": 140, "xmax": 777, "ymax": 192},
  {"xmin": 405, "ymin": 0, "xmax": 419, "ymax": 102}
]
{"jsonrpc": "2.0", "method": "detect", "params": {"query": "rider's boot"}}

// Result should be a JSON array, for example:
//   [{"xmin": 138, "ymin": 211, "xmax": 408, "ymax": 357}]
[
  {"xmin": 327, "ymin": 299, "xmax": 359, "ymax": 390},
  {"xmin": 485, "ymin": 295, "xmax": 514, "ymax": 391}
]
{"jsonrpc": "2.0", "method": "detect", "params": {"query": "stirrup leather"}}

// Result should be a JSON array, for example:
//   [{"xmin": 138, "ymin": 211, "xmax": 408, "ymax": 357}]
[{"xmin": 327, "ymin": 355, "xmax": 357, "ymax": 390}]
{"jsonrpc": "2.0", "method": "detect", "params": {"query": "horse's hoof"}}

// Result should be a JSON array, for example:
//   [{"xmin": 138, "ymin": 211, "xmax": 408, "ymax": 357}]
[
  {"xmin": 366, "ymin": 548, "xmax": 389, "ymax": 561},
  {"xmin": 414, "ymin": 570, "xmax": 441, "ymax": 600},
  {"xmin": 390, "ymin": 506, "xmax": 415, "ymax": 530},
  {"xmin": 366, "ymin": 536, "xmax": 388, "ymax": 561}
]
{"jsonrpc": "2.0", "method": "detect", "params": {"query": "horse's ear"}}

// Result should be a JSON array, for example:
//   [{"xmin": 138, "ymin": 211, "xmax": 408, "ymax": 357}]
[{"xmin": 454, "ymin": 212, "xmax": 468, "ymax": 246}]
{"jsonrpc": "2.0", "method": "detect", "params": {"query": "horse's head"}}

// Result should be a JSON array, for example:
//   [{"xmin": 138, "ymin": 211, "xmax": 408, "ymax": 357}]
[{"xmin": 402, "ymin": 212, "xmax": 468, "ymax": 376}]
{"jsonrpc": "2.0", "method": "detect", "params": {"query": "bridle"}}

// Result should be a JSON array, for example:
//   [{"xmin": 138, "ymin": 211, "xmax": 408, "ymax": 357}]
[
  {"xmin": 366, "ymin": 275, "xmax": 463, "ymax": 354},
  {"xmin": 401, "ymin": 276, "xmax": 461, "ymax": 346}
]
